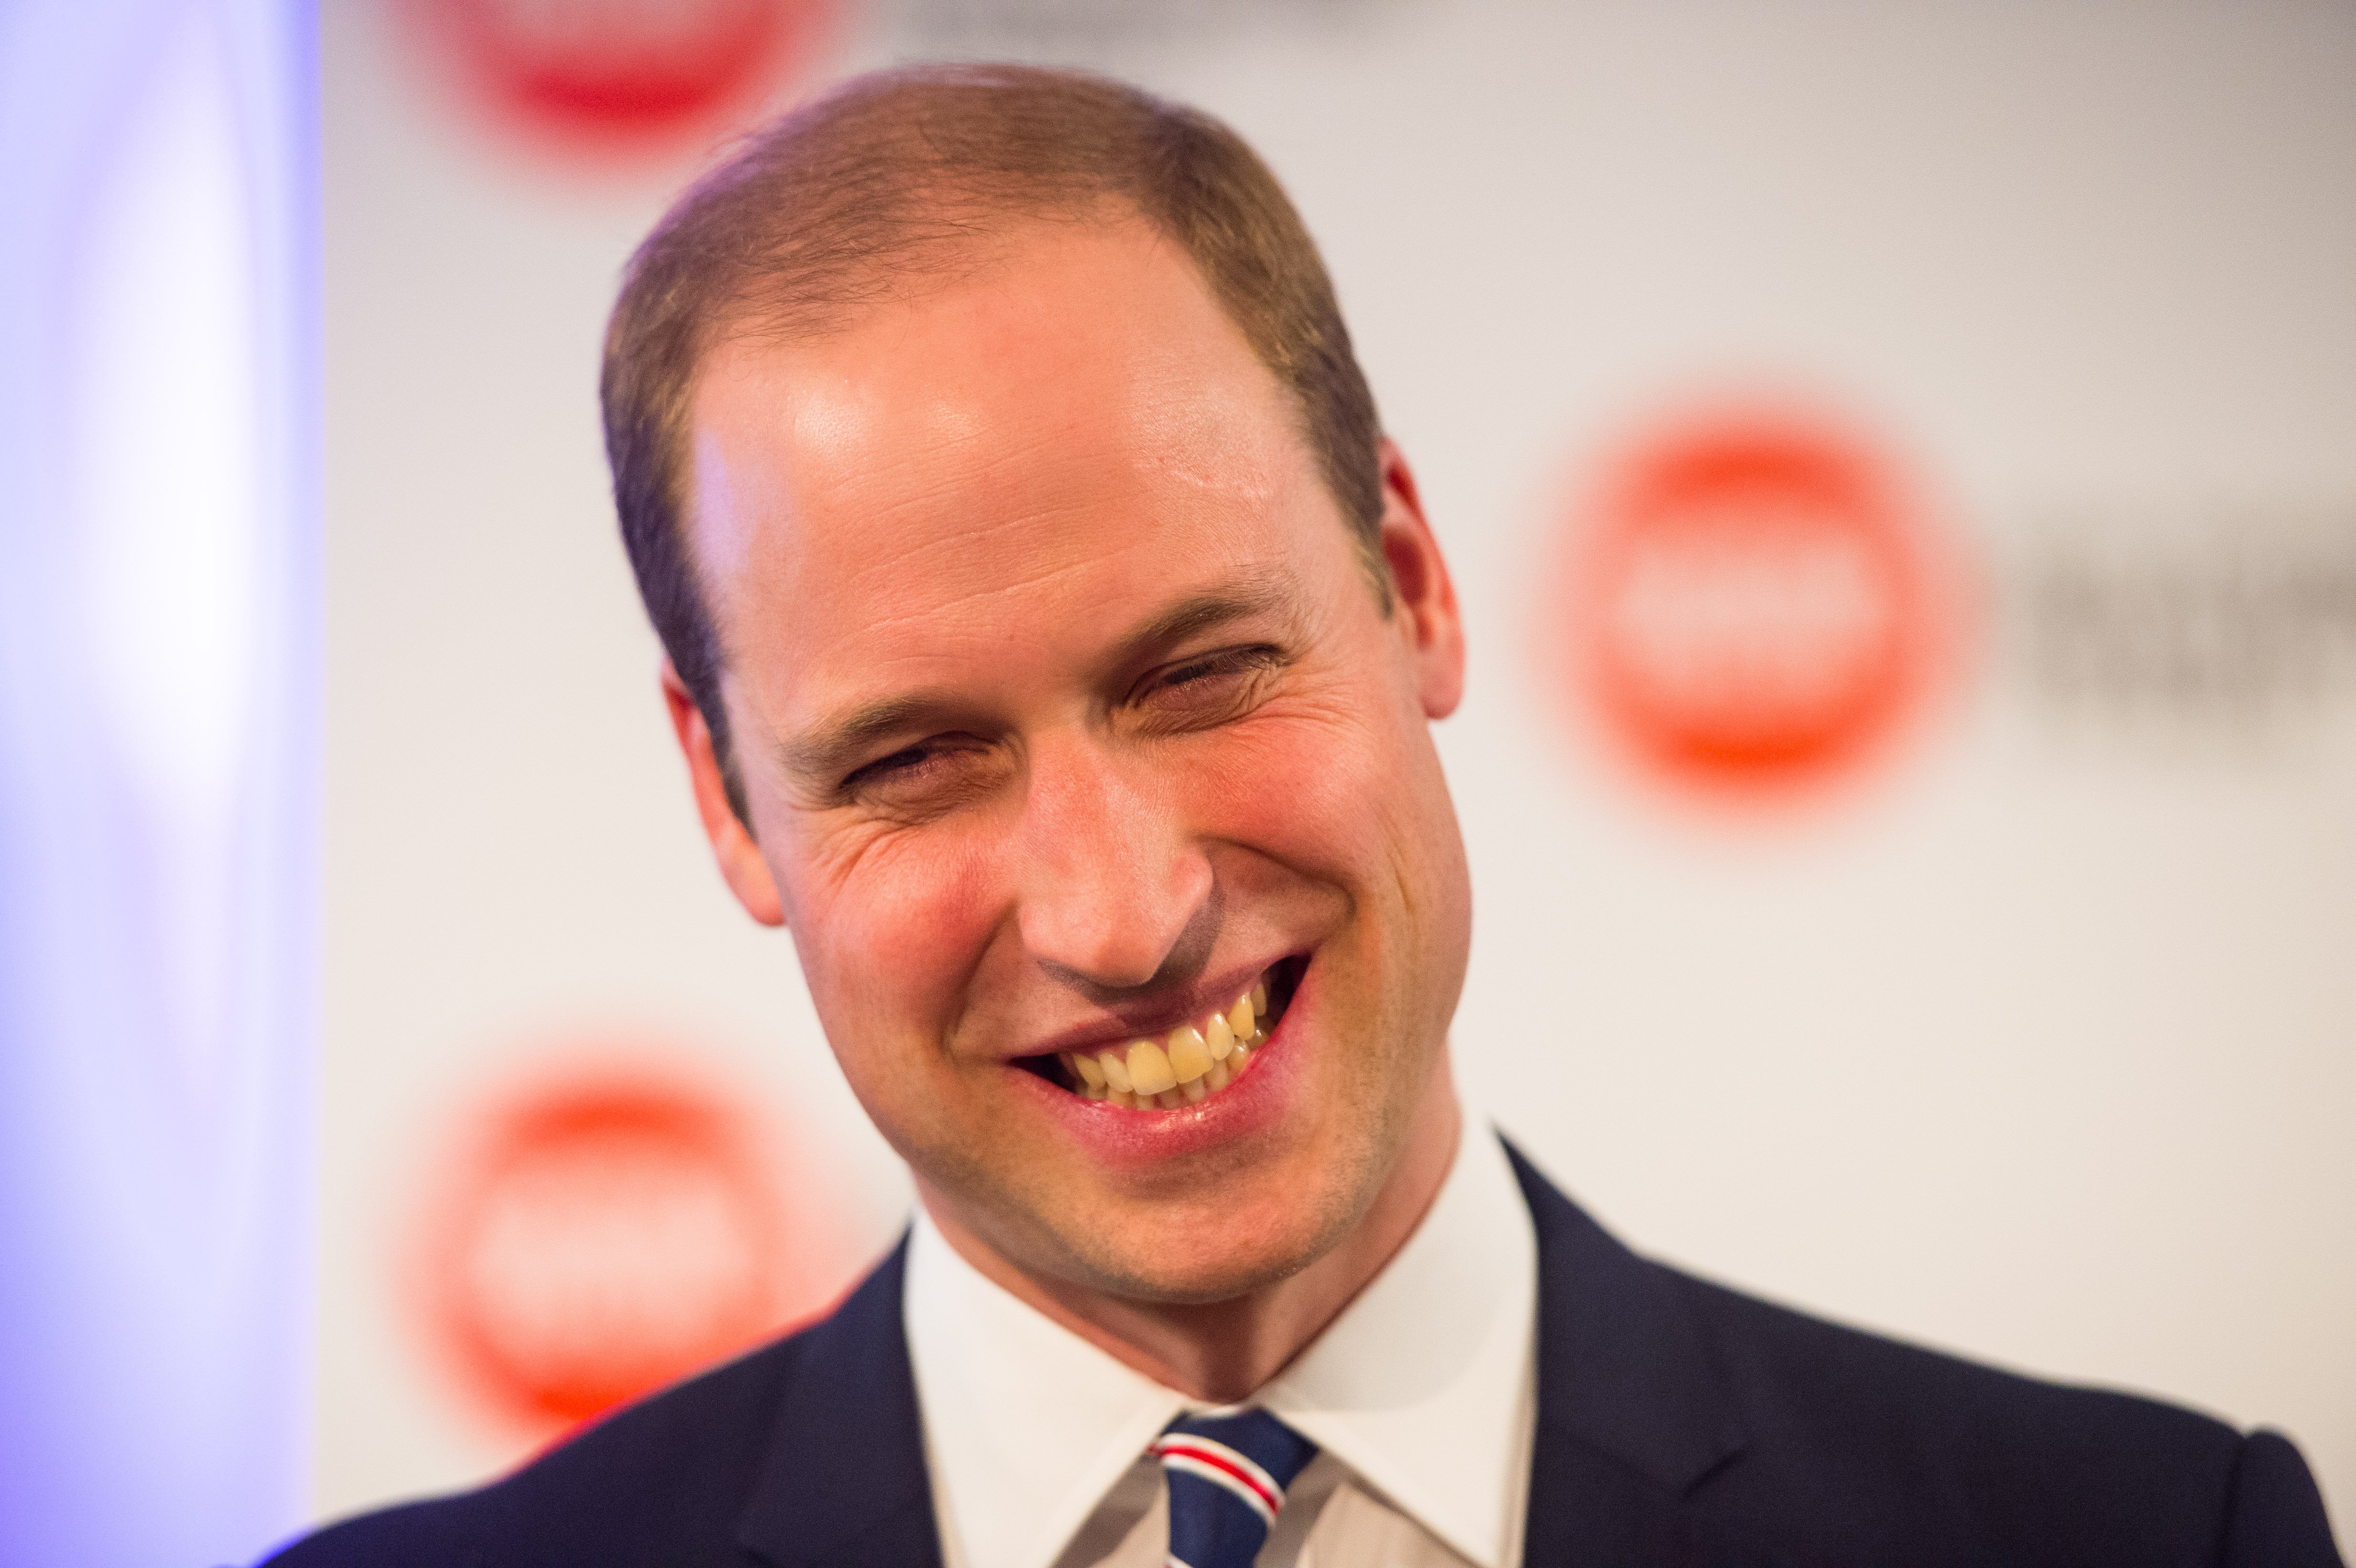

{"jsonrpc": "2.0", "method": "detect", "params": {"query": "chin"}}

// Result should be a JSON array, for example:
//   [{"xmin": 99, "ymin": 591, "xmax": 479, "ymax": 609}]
[
  {"xmin": 1071, "ymin": 1240, "xmax": 1320, "ymax": 1308},
  {"xmin": 1053, "ymin": 1161, "xmax": 1371, "ymax": 1307}
]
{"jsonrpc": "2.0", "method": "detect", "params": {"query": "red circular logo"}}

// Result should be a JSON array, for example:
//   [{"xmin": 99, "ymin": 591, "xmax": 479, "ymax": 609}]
[
  {"xmin": 416, "ymin": 1061, "xmax": 855, "ymax": 1434},
  {"xmin": 404, "ymin": 0, "xmax": 832, "ymax": 164},
  {"xmin": 1550, "ymin": 405, "xmax": 1968, "ymax": 804}
]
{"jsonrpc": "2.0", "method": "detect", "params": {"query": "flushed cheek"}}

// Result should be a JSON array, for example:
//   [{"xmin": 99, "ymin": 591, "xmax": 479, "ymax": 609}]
[
  {"xmin": 779, "ymin": 825, "xmax": 1011, "ymax": 1084},
  {"xmin": 1189, "ymin": 704, "xmax": 1421, "ymax": 883}
]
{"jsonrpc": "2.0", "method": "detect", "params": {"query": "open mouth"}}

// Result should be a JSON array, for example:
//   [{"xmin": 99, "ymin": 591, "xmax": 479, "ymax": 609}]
[{"xmin": 1023, "ymin": 958, "xmax": 1302, "ymax": 1111}]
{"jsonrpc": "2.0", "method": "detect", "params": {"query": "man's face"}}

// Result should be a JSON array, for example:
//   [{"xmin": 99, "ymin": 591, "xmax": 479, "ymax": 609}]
[{"xmin": 680, "ymin": 218, "xmax": 1471, "ymax": 1303}]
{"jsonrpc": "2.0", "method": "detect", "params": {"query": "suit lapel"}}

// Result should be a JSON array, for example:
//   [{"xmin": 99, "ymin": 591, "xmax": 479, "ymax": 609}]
[
  {"xmin": 734, "ymin": 1237, "xmax": 945, "ymax": 1568},
  {"xmin": 1507, "ymin": 1142, "xmax": 1750, "ymax": 1565}
]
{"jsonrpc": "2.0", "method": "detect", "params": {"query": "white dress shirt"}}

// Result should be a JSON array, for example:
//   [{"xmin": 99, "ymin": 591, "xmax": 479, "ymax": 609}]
[{"xmin": 903, "ymin": 1101, "xmax": 1537, "ymax": 1568}]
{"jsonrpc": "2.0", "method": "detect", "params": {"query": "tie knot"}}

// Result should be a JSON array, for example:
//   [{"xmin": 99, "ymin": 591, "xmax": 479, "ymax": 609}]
[{"xmin": 1151, "ymin": 1409, "xmax": 1318, "ymax": 1568}]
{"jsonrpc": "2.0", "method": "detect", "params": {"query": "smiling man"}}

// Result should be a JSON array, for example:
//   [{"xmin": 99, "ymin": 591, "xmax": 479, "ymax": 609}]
[{"xmin": 268, "ymin": 65, "xmax": 2341, "ymax": 1568}]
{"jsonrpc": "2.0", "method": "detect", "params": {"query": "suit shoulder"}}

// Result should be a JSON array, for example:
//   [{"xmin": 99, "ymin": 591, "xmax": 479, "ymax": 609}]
[
  {"xmin": 1660, "ymin": 1263, "xmax": 2279, "ymax": 1562},
  {"xmin": 260, "ymin": 1328, "xmax": 808, "ymax": 1568},
  {"xmin": 1505, "ymin": 1143, "xmax": 2341, "ymax": 1565},
  {"xmin": 1668, "ymin": 1263, "xmax": 2241, "ymax": 1461}
]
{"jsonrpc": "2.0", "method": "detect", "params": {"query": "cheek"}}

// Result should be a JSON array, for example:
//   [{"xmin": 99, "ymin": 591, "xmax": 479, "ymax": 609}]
[
  {"xmin": 775, "ymin": 824, "xmax": 1010, "ymax": 1057},
  {"xmin": 1198, "ymin": 696, "xmax": 1426, "ymax": 879}
]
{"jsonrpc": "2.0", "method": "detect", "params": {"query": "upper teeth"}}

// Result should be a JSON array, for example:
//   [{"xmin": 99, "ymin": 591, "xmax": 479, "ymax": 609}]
[{"xmin": 1061, "ymin": 975, "xmax": 1273, "ymax": 1111}]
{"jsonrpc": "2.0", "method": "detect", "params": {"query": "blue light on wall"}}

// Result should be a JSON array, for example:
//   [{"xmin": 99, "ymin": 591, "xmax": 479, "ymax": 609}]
[{"xmin": 0, "ymin": 2, "xmax": 317, "ymax": 1563}]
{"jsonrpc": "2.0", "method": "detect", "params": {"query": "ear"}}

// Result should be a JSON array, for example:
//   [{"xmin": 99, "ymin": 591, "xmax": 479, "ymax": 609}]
[
  {"xmin": 661, "ymin": 661, "xmax": 786, "ymax": 927},
  {"xmin": 1374, "ymin": 438, "xmax": 1467, "ymax": 719}
]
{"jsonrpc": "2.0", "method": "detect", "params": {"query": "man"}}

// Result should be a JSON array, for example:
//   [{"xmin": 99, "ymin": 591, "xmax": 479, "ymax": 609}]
[{"xmin": 270, "ymin": 65, "xmax": 2342, "ymax": 1568}]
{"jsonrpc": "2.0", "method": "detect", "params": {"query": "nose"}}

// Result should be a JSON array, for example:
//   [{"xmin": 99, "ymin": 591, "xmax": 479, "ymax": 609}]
[{"xmin": 1014, "ymin": 733, "xmax": 1213, "ymax": 992}]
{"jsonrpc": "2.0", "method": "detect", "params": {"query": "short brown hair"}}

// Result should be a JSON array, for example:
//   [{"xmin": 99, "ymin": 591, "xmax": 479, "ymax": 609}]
[{"xmin": 601, "ymin": 64, "xmax": 1385, "ymax": 819}]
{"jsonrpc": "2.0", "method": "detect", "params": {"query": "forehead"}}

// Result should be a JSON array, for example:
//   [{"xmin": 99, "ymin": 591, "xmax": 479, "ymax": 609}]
[{"xmin": 684, "ymin": 220, "xmax": 1338, "ymax": 715}]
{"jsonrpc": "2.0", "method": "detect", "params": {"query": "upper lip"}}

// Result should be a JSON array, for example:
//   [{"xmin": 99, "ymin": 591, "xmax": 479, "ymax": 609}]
[{"xmin": 996, "ymin": 957, "xmax": 1287, "ymax": 1062}]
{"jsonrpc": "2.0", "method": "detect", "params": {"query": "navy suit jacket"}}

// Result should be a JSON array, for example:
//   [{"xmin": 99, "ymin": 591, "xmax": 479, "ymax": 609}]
[{"xmin": 266, "ymin": 1144, "xmax": 2343, "ymax": 1567}]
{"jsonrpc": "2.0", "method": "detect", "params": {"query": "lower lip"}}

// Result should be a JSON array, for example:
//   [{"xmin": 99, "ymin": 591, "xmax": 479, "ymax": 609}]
[{"xmin": 1012, "ymin": 972, "xmax": 1309, "ymax": 1171}]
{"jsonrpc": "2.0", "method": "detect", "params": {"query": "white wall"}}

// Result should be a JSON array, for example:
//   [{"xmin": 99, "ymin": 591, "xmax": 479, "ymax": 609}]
[{"xmin": 321, "ymin": 0, "xmax": 2356, "ymax": 1530}]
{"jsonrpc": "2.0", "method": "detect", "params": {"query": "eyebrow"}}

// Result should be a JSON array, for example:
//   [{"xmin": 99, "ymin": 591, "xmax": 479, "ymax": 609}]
[
  {"xmin": 1127, "ymin": 568, "xmax": 1298, "ymax": 652},
  {"xmin": 776, "ymin": 566, "xmax": 1304, "ymax": 789},
  {"xmin": 776, "ymin": 691, "xmax": 964, "ymax": 787}
]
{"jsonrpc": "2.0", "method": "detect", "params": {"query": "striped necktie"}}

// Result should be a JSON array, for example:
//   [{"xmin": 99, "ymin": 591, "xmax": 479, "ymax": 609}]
[{"xmin": 1151, "ymin": 1408, "xmax": 1319, "ymax": 1568}]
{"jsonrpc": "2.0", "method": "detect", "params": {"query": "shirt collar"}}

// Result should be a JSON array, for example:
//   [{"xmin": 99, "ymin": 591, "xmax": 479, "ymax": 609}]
[
  {"xmin": 902, "ymin": 1101, "xmax": 1538, "ymax": 1568},
  {"xmin": 1257, "ymin": 1115, "xmax": 1537, "ymax": 1566}
]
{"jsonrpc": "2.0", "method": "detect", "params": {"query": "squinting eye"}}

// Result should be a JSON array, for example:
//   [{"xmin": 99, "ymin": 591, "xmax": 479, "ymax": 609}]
[
  {"xmin": 839, "ymin": 742, "xmax": 950, "ymax": 797},
  {"xmin": 1130, "ymin": 647, "xmax": 1287, "ymax": 735},
  {"xmin": 840, "ymin": 736, "xmax": 1009, "ymax": 817},
  {"xmin": 858, "ymin": 745, "xmax": 931, "ymax": 779},
  {"xmin": 1154, "ymin": 646, "xmax": 1280, "ymax": 694}
]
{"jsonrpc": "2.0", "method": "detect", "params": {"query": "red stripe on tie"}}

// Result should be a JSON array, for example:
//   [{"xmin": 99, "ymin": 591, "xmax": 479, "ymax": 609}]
[
  {"xmin": 1150, "ymin": 1436, "xmax": 1283, "ymax": 1517},
  {"xmin": 1160, "ymin": 1454, "xmax": 1274, "ymax": 1528}
]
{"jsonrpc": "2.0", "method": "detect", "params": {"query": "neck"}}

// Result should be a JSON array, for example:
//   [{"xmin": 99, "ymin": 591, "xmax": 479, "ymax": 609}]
[{"xmin": 919, "ymin": 1070, "xmax": 1463, "ymax": 1403}]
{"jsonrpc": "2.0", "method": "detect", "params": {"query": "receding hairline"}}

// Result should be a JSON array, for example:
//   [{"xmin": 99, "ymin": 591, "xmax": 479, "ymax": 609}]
[
  {"xmin": 683, "ymin": 196, "xmax": 1186, "ymax": 449},
  {"xmin": 678, "ymin": 202, "xmax": 1344, "ymax": 637},
  {"xmin": 716, "ymin": 183, "xmax": 1138, "ymax": 336}
]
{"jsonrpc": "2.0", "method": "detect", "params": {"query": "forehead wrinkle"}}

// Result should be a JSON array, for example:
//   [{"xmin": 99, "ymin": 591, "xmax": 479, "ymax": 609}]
[
  {"xmin": 835, "ymin": 521, "xmax": 1293, "ymax": 656},
  {"xmin": 806, "ymin": 394, "xmax": 1281, "ymax": 546},
  {"xmin": 811, "ymin": 490, "xmax": 1183, "ymax": 623},
  {"xmin": 778, "ymin": 403, "xmax": 1214, "ymax": 566},
  {"xmin": 760, "ymin": 297, "xmax": 1294, "ymax": 530}
]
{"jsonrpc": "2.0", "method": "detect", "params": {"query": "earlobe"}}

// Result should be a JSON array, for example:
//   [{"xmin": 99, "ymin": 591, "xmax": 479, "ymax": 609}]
[
  {"xmin": 1374, "ymin": 440, "xmax": 1467, "ymax": 720},
  {"xmin": 661, "ymin": 662, "xmax": 787, "ymax": 928}
]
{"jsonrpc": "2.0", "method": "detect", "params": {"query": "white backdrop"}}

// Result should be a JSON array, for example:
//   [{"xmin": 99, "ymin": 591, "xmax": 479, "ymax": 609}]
[{"xmin": 321, "ymin": 0, "xmax": 2355, "ymax": 1532}]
